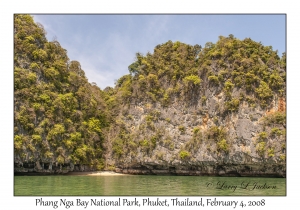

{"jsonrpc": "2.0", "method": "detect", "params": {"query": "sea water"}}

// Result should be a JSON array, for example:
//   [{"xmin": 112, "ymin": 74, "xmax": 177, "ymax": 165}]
[{"xmin": 14, "ymin": 175, "xmax": 285, "ymax": 196}]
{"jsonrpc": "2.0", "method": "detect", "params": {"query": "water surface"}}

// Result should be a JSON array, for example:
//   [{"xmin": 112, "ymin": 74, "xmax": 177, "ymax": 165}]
[{"xmin": 14, "ymin": 175, "xmax": 285, "ymax": 196}]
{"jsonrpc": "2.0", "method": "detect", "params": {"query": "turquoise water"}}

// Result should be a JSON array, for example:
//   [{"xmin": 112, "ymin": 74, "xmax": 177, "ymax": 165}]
[{"xmin": 14, "ymin": 175, "xmax": 285, "ymax": 196}]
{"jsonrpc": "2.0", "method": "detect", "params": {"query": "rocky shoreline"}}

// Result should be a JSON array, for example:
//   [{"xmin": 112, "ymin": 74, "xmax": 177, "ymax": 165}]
[
  {"xmin": 14, "ymin": 162, "xmax": 286, "ymax": 177},
  {"xmin": 14, "ymin": 168, "xmax": 126, "ymax": 176},
  {"xmin": 115, "ymin": 163, "xmax": 286, "ymax": 178}
]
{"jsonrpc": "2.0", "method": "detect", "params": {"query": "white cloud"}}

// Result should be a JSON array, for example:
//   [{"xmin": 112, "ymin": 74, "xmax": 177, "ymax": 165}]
[{"xmin": 64, "ymin": 31, "xmax": 136, "ymax": 89}]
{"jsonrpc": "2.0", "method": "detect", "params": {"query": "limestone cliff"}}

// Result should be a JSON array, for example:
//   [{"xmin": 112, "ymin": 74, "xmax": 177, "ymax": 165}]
[
  {"xmin": 105, "ymin": 38, "xmax": 286, "ymax": 177},
  {"xmin": 106, "ymin": 96, "xmax": 286, "ymax": 177},
  {"xmin": 14, "ymin": 15, "xmax": 110, "ymax": 174}
]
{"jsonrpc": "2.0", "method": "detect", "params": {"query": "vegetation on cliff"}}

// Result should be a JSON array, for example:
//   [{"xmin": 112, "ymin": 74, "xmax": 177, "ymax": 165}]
[
  {"xmin": 116, "ymin": 35, "xmax": 285, "ymax": 107},
  {"xmin": 14, "ymin": 15, "xmax": 110, "ymax": 170}
]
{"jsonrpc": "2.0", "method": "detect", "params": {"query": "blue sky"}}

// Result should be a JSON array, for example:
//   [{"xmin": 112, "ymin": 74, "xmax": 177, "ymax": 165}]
[{"xmin": 33, "ymin": 14, "xmax": 286, "ymax": 89}]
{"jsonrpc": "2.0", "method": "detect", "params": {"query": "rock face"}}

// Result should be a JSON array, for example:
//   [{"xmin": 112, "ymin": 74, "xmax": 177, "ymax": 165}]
[
  {"xmin": 14, "ymin": 161, "xmax": 97, "ymax": 175},
  {"xmin": 103, "ymin": 39, "xmax": 286, "ymax": 178},
  {"xmin": 236, "ymin": 119, "xmax": 256, "ymax": 141},
  {"xmin": 106, "ymin": 95, "xmax": 286, "ymax": 177},
  {"xmin": 115, "ymin": 163, "xmax": 286, "ymax": 177}
]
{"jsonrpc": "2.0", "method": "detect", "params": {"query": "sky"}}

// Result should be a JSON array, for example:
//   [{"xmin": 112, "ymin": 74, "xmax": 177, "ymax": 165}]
[{"xmin": 32, "ymin": 14, "xmax": 286, "ymax": 89}]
